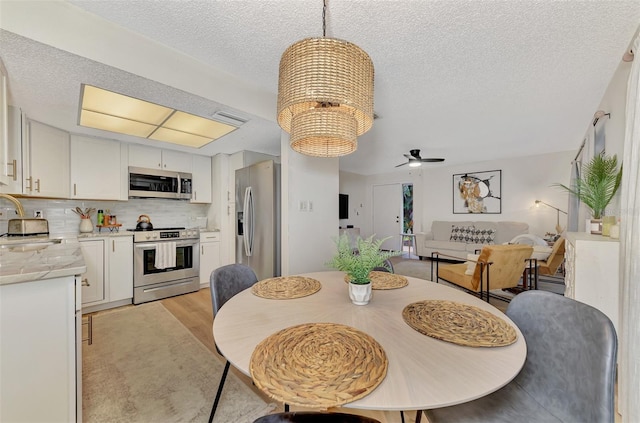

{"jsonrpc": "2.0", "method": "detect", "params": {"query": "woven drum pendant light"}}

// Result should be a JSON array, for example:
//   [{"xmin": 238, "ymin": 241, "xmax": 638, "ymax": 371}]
[{"xmin": 277, "ymin": 1, "xmax": 374, "ymax": 157}]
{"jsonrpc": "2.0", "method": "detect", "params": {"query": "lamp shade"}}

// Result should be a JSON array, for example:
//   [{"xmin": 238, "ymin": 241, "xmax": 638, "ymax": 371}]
[
  {"xmin": 277, "ymin": 37, "xmax": 374, "ymax": 157},
  {"xmin": 290, "ymin": 108, "xmax": 357, "ymax": 157}
]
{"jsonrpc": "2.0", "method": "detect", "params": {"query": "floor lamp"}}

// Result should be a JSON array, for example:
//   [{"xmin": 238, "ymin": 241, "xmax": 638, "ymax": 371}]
[{"xmin": 535, "ymin": 200, "xmax": 567, "ymax": 234}]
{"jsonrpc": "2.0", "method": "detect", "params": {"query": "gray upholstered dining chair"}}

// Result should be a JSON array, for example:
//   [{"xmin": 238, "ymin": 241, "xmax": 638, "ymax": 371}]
[
  {"xmin": 421, "ymin": 290, "xmax": 618, "ymax": 423},
  {"xmin": 253, "ymin": 412, "xmax": 381, "ymax": 423},
  {"xmin": 208, "ymin": 264, "xmax": 259, "ymax": 423},
  {"xmin": 372, "ymin": 258, "xmax": 394, "ymax": 273}
]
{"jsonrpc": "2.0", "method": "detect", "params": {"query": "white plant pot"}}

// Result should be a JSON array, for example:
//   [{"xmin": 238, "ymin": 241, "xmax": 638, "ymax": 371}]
[
  {"xmin": 79, "ymin": 218, "xmax": 93, "ymax": 233},
  {"xmin": 349, "ymin": 282, "xmax": 372, "ymax": 305}
]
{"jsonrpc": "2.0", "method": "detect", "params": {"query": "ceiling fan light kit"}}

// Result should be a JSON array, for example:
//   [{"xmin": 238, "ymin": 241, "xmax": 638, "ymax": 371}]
[
  {"xmin": 277, "ymin": 1, "xmax": 374, "ymax": 158},
  {"xmin": 396, "ymin": 149, "xmax": 445, "ymax": 168}
]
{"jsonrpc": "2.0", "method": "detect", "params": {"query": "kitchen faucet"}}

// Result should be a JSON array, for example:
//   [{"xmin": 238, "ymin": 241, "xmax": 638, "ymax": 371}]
[{"xmin": 1, "ymin": 193, "xmax": 25, "ymax": 217}]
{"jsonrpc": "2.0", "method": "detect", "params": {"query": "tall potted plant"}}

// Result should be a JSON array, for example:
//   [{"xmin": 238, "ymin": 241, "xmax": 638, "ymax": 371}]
[
  {"xmin": 555, "ymin": 153, "xmax": 622, "ymax": 234},
  {"xmin": 327, "ymin": 234, "xmax": 400, "ymax": 305}
]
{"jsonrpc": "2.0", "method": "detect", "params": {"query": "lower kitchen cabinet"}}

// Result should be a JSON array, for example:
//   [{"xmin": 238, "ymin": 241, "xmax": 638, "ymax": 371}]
[
  {"xmin": 0, "ymin": 275, "xmax": 80, "ymax": 422},
  {"xmin": 108, "ymin": 236, "xmax": 133, "ymax": 302},
  {"xmin": 79, "ymin": 239, "xmax": 105, "ymax": 304},
  {"xmin": 80, "ymin": 235, "xmax": 133, "ymax": 311},
  {"xmin": 199, "ymin": 231, "xmax": 221, "ymax": 287}
]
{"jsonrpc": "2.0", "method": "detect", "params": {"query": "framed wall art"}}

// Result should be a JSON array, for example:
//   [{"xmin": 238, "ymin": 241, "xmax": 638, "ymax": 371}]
[{"xmin": 453, "ymin": 170, "xmax": 502, "ymax": 214}]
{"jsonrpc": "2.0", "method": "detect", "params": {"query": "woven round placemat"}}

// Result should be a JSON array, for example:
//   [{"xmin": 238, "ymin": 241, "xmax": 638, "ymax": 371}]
[
  {"xmin": 252, "ymin": 276, "xmax": 321, "ymax": 299},
  {"xmin": 402, "ymin": 300, "xmax": 517, "ymax": 347},
  {"xmin": 344, "ymin": 271, "xmax": 408, "ymax": 290},
  {"xmin": 250, "ymin": 323, "xmax": 388, "ymax": 409}
]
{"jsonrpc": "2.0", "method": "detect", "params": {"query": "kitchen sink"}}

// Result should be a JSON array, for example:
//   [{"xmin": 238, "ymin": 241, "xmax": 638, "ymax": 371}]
[{"xmin": 0, "ymin": 238, "xmax": 63, "ymax": 252}]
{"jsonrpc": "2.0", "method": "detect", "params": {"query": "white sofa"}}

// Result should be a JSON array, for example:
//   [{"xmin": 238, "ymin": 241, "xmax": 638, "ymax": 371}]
[{"xmin": 415, "ymin": 220, "xmax": 529, "ymax": 261}]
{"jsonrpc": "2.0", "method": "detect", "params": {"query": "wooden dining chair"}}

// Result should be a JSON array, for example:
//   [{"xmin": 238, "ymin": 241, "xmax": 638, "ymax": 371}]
[
  {"xmin": 253, "ymin": 412, "xmax": 381, "ymax": 423},
  {"xmin": 537, "ymin": 236, "xmax": 565, "ymax": 277},
  {"xmin": 433, "ymin": 244, "xmax": 533, "ymax": 302},
  {"xmin": 208, "ymin": 264, "xmax": 259, "ymax": 423},
  {"xmin": 421, "ymin": 290, "xmax": 618, "ymax": 423}
]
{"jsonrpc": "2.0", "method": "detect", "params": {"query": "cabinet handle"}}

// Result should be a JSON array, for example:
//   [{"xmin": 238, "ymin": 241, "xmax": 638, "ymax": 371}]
[
  {"xmin": 82, "ymin": 278, "xmax": 90, "ymax": 287},
  {"xmin": 112, "ymin": 240, "xmax": 115, "ymax": 253},
  {"xmin": 201, "ymin": 245, "xmax": 204, "ymax": 255},
  {"xmin": 74, "ymin": 183, "xmax": 77, "ymax": 196},
  {"xmin": 7, "ymin": 160, "xmax": 17, "ymax": 181},
  {"xmin": 35, "ymin": 178, "xmax": 40, "ymax": 193},
  {"xmin": 25, "ymin": 176, "xmax": 32, "ymax": 191}
]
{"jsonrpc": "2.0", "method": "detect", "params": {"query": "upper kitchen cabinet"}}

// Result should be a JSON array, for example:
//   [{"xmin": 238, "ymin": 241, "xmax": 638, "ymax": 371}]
[
  {"xmin": 128, "ymin": 144, "xmax": 191, "ymax": 173},
  {"xmin": 0, "ymin": 106, "xmax": 24, "ymax": 194},
  {"xmin": 0, "ymin": 59, "xmax": 8, "ymax": 187},
  {"xmin": 71, "ymin": 135, "xmax": 124, "ymax": 200},
  {"xmin": 191, "ymin": 154, "xmax": 212, "ymax": 204},
  {"xmin": 23, "ymin": 119, "xmax": 70, "ymax": 198}
]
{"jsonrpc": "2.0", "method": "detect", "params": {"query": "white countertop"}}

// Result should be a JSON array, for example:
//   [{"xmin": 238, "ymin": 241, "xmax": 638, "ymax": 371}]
[
  {"xmin": 0, "ymin": 238, "xmax": 86, "ymax": 286},
  {"xmin": 78, "ymin": 231, "xmax": 134, "ymax": 240}
]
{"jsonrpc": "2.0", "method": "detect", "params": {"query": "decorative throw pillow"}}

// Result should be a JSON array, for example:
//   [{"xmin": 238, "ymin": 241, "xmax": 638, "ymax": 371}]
[
  {"xmin": 450, "ymin": 225, "xmax": 475, "ymax": 243},
  {"xmin": 465, "ymin": 254, "xmax": 480, "ymax": 275},
  {"xmin": 472, "ymin": 228, "xmax": 496, "ymax": 244}
]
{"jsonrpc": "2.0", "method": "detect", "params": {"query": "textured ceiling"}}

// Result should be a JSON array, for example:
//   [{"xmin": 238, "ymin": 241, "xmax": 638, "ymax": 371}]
[{"xmin": 1, "ymin": 1, "xmax": 639, "ymax": 175}]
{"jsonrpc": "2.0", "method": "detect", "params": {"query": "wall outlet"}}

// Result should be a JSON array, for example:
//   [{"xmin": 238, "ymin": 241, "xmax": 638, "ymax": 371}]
[{"xmin": 34, "ymin": 210, "xmax": 44, "ymax": 218}]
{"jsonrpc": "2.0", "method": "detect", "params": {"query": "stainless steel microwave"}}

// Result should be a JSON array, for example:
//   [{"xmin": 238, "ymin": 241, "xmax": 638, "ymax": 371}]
[{"xmin": 129, "ymin": 166, "xmax": 192, "ymax": 200}]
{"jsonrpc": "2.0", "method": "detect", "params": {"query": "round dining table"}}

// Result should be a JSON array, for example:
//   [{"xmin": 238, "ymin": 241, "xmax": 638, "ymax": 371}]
[{"xmin": 213, "ymin": 271, "xmax": 526, "ymax": 412}]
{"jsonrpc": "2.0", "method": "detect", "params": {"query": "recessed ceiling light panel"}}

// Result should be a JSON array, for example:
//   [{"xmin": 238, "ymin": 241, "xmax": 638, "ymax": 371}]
[{"xmin": 79, "ymin": 84, "xmax": 241, "ymax": 148}]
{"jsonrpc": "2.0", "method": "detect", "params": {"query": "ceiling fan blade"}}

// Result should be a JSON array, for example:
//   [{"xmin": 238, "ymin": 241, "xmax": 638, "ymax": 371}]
[
  {"xmin": 403, "ymin": 154, "xmax": 412, "ymax": 159},
  {"xmin": 420, "ymin": 158, "xmax": 445, "ymax": 162},
  {"xmin": 395, "ymin": 162, "xmax": 408, "ymax": 168}
]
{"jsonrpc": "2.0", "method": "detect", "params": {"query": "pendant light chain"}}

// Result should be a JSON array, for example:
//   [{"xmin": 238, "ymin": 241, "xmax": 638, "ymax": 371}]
[{"xmin": 322, "ymin": 0, "xmax": 327, "ymax": 37}]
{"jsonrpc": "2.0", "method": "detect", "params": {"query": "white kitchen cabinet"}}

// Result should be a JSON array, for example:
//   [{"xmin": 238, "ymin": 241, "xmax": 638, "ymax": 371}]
[
  {"xmin": 564, "ymin": 232, "xmax": 620, "ymax": 334},
  {"xmin": 80, "ymin": 235, "xmax": 133, "ymax": 311},
  {"xmin": 107, "ymin": 236, "xmax": 133, "ymax": 302},
  {"xmin": 0, "ymin": 59, "xmax": 8, "ymax": 187},
  {"xmin": 23, "ymin": 119, "xmax": 70, "ymax": 198},
  {"xmin": 191, "ymin": 154, "xmax": 212, "ymax": 203},
  {"xmin": 0, "ymin": 276, "xmax": 79, "ymax": 422},
  {"xmin": 71, "ymin": 134, "xmax": 123, "ymax": 200},
  {"xmin": 128, "ymin": 144, "xmax": 192, "ymax": 172},
  {"xmin": 79, "ymin": 239, "xmax": 105, "ymax": 304},
  {"xmin": 199, "ymin": 231, "xmax": 221, "ymax": 288},
  {"xmin": 0, "ymin": 106, "xmax": 24, "ymax": 194}
]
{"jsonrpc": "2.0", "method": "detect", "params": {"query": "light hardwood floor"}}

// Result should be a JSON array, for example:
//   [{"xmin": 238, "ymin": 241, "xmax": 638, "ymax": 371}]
[{"xmin": 160, "ymin": 288, "xmax": 422, "ymax": 423}]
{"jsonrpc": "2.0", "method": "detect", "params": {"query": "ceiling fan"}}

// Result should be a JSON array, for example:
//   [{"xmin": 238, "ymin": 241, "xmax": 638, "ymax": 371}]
[{"xmin": 395, "ymin": 149, "xmax": 445, "ymax": 167}]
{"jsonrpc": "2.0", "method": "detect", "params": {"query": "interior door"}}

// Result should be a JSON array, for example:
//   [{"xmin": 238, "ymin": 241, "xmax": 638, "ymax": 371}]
[{"xmin": 373, "ymin": 184, "xmax": 403, "ymax": 251}]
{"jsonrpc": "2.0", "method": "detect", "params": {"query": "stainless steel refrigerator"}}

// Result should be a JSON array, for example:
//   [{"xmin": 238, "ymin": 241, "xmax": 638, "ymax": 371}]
[{"xmin": 236, "ymin": 160, "xmax": 281, "ymax": 280}]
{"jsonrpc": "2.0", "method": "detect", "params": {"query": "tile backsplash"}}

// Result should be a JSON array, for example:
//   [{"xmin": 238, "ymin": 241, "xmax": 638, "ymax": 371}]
[{"xmin": 0, "ymin": 197, "xmax": 209, "ymax": 237}]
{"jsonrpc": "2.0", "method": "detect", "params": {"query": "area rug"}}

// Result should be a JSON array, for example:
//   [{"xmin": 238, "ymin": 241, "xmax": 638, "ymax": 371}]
[{"xmin": 83, "ymin": 302, "xmax": 276, "ymax": 423}]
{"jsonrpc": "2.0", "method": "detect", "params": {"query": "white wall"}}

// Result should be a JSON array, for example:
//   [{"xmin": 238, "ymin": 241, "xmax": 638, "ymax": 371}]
[
  {"xmin": 416, "ymin": 150, "xmax": 576, "ymax": 237},
  {"xmin": 281, "ymin": 134, "xmax": 340, "ymax": 275}
]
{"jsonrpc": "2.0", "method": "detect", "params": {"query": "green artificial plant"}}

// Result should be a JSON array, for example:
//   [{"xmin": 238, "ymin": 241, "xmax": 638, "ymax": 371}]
[
  {"xmin": 555, "ymin": 153, "xmax": 622, "ymax": 219},
  {"xmin": 327, "ymin": 234, "xmax": 401, "ymax": 284}
]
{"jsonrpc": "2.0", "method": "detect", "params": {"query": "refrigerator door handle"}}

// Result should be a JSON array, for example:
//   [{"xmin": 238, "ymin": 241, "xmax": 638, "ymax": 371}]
[{"xmin": 243, "ymin": 186, "xmax": 254, "ymax": 256}]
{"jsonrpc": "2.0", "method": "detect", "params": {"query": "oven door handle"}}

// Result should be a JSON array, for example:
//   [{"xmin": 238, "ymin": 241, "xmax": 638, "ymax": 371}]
[{"xmin": 134, "ymin": 241, "xmax": 198, "ymax": 249}]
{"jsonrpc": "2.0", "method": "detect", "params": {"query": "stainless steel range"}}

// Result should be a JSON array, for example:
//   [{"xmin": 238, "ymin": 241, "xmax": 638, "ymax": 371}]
[{"xmin": 131, "ymin": 227, "xmax": 199, "ymax": 304}]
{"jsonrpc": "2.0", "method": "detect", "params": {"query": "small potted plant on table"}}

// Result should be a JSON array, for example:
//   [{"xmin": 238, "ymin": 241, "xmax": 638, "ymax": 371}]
[
  {"xmin": 555, "ymin": 153, "xmax": 622, "ymax": 234},
  {"xmin": 327, "ymin": 234, "xmax": 400, "ymax": 305}
]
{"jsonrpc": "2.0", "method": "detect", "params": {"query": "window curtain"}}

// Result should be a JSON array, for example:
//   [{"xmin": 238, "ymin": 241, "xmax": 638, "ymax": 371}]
[
  {"xmin": 567, "ymin": 141, "xmax": 585, "ymax": 232},
  {"xmin": 619, "ymin": 33, "xmax": 640, "ymax": 423}
]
